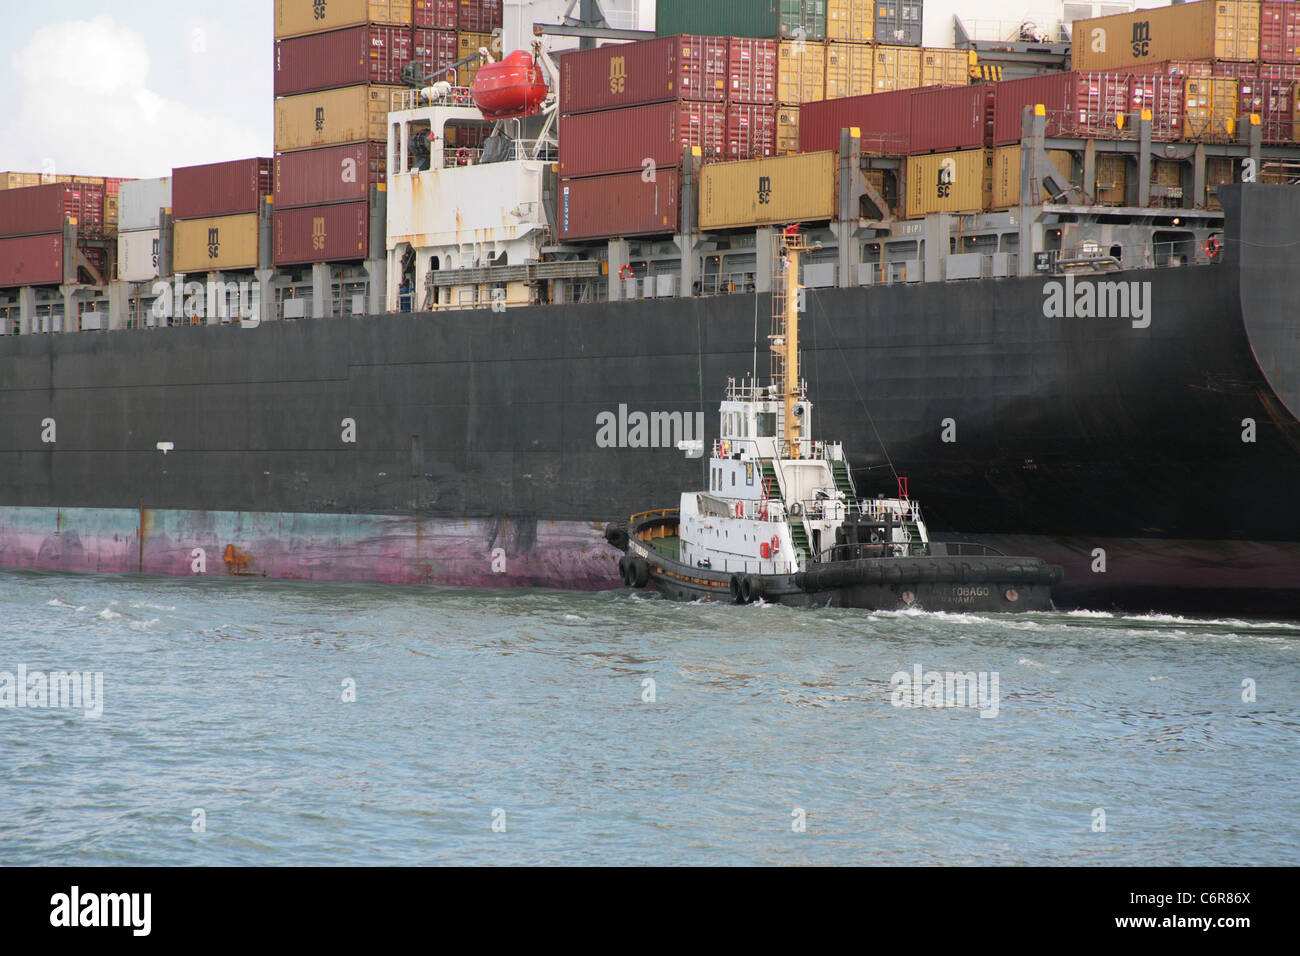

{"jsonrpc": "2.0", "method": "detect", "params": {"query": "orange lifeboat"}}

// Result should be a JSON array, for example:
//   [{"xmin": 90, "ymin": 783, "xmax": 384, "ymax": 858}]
[{"xmin": 470, "ymin": 50, "xmax": 549, "ymax": 119}]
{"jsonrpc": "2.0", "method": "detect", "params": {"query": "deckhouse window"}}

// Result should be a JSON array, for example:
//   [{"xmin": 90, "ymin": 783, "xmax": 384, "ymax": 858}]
[{"xmin": 757, "ymin": 412, "xmax": 776, "ymax": 438}]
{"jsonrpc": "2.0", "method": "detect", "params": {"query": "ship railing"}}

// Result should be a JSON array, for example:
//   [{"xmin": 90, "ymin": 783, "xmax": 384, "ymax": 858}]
[
  {"xmin": 441, "ymin": 140, "xmax": 558, "ymax": 167},
  {"xmin": 960, "ymin": 17, "xmax": 1066, "ymax": 43},
  {"xmin": 395, "ymin": 86, "xmax": 475, "ymax": 112}
]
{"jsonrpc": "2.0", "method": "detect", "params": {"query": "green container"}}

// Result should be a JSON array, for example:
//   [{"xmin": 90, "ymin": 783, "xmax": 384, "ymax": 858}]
[{"xmin": 656, "ymin": 0, "xmax": 827, "ymax": 41}]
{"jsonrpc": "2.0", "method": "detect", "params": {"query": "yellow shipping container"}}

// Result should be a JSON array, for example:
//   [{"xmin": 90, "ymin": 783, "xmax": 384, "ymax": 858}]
[
  {"xmin": 274, "ymin": 0, "xmax": 412, "ymax": 39},
  {"xmin": 920, "ymin": 48, "xmax": 972, "ymax": 87},
  {"xmin": 105, "ymin": 195, "xmax": 120, "ymax": 229},
  {"xmin": 904, "ymin": 149, "xmax": 990, "ymax": 217},
  {"xmin": 776, "ymin": 106, "xmax": 801, "ymax": 154},
  {"xmin": 826, "ymin": 0, "xmax": 874, "ymax": 41},
  {"xmin": 825, "ymin": 41, "xmax": 874, "ymax": 99},
  {"xmin": 275, "ymin": 84, "xmax": 405, "ymax": 152},
  {"xmin": 872, "ymin": 45, "xmax": 922, "ymax": 92},
  {"xmin": 988, "ymin": 147, "xmax": 1074, "ymax": 209},
  {"xmin": 699, "ymin": 152, "xmax": 838, "ymax": 230},
  {"xmin": 173, "ymin": 214, "xmax": 260, "ymax": 273},
  {"xmin": 458, "ymin": 33, "xmax": 495, "ymax": 86},
  {"xmin": 2, "ymin": 172, "xmax": 43, "ymax": 189},
  {"xmin": 777, "ymin": 40, "xmax": 826, "ymax": 104},
  {"xmin": 1096, "ymin": 153, "xmax": 1128, "ymax": 206},
  {"xmin": 1073, "ymin": 0, "xmax": 1260, "ymax": 71},
  {"xmin": 1184, "ymin": 76, "xmax": 1238, "ymax": 140}
]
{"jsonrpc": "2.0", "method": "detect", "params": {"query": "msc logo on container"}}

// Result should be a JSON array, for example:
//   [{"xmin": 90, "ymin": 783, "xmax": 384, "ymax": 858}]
[
  {"xmin": 313, "ymin": 0, "xmax": 327, "ymax": 21},
  {"xmin": 312, "ymin": 216, "xmax": 326, "ymax": 252},
  {"xmin": 757, "ymin": 175, "xmax": 772, "ymax": 205},
  {"xmin": 935, "ymin": 157, "xmax": 956, "ymax": 198},
  {"xmin": 315, "ymin": 106, "xmax": 325, "ymax": 132},
  {"xmin": 609, "ymin": 56, "xmax": 626, "ymax": 95},
  {"xmin": 206, "ymin": 227, "xmax": 220, "ymax": 260},
  {"xmin": 1130, "ymin": 21, "xmax": 1151, "ymax": 58}
]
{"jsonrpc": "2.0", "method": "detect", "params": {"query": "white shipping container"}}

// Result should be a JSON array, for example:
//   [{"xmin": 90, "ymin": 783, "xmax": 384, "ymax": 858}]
[
  {"xmin": 119, "ymin": 177, "xmax": 172, "ymax": 232},
  {"xmin": 118, "ymin": 228, "xmax": 163, "ymax": 283}
]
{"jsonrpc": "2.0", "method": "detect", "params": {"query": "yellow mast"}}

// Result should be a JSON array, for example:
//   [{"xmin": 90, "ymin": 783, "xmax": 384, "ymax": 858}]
[{"xmin": 772, "ymin": 225, "xmax": 807, "ymax": 459}]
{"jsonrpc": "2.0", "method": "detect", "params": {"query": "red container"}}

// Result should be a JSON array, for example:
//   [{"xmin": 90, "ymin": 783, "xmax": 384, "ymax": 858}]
[
  {"xmin": 560, "ymin": 35, "xmax": 728, "ymax": 115},
  {"xmin": 1126, "ymin": 73, "xmax": 1184, "ymax": 141},
  {"xmin": 724, "ymin": 103, "xmax": 777, "ymax": 160},
  {"xmin": 727, "ymin": 38, "xmax": 778, "ymax": 105},
  {"xmin": 172, "ymin": 158, "xmax": 273, "ymax": 220},
  {"xmin": 274, "ymin": 25, "xmax": 413, "ymax": 96},
  {"xmin": 558, "ymin": 101, "xmax": 727, "ymax": 178},
  {"xmin": 0, "ymin": 182, "xmax": 104, "ymax": 238},
  {"xmin": 993, "ymin": 72, "xmax": 1147, "ymax": 145},
  {"xmin": 1253, "ymin": 64, "xmax": 1299, "ymax": 143},
  {"xmin": 273, "ymin": 200, "xmax": 370, "ymax": 266},
  {"xmin": 413, "ymin": 28, "xmax": 458, "ymax": 76},
  {"xmin": 557, "ymin": 170, "xmax": 681, "ymax": 241},
  {"xmin": 1124, "ymin": 60, "xmax": 1215, "ymax": 78},
  {"xmin": 275, "ymin": 144, "xmax": 386, "ymax": 209},
  {"xmin": 414, "ymin": 0, "xmax": 458, "ymax": 30},
  {"xmin": 457, "ymin": 0, "xmax": 502, "ymax": 33},
  {"xmin": 0, "ymin": 234, "xmax": 63, "ymax": 287},
  {"xmin": 909, "ymin": 84, "xmax": 992, "ymax": 153},
  {"xmin": 1261, "ymin": 1, "xmax": 1300, "ymax": 64},
  {"xmin": 799, "ymin": 87, "xmax": 917, "ymax": 154}
]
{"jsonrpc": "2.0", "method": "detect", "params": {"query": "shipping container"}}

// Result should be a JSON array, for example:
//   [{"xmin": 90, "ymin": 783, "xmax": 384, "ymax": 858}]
[
  {"xmin": 920, "ymin": 48, "xmax": 970, "ymax": 87},
  {"xmin": 872, "ymin": 44, "xmax": 921, "ymax": 91},
  {"xmin": 275, "ymin": 144, "xmax": 386, "ymax": 209},
  {"xmin": 1, "ymin": 172, "xmax": 44, "ymax": 190},
  {"xmin": 909, "ymin": 84, "xmax": 991, "ymax": 154},
  {"xmin": 874, "ymin": 0, "xmax": 923, "ymax": 46},
  {"xmin": 776, "ymin": 105, "xmax": 801, "ymax": 153},
  {"xmin": 412, "ymin": 28, "xmax": 459, "ymax": 78},
  {"xmin": 172, "ymin": 158, "xmax": 273, "ymax": 220},
  {"xmin": 657, "ymin": 0, "xmax": 828, "ymax": 41},
  {"xmin": 274, "ymin": 25, "xmax": 413, "ymax": 96},
  {"xmin": 1184, "ymin": 76, "xmax": 1239, "ymax": 139},
  {"xmin": 827, "ymin": 0, "xmax": 874, "ymax": 41},
  {"xmin": 1261, "ymin": 1, "xmax": 1300, "ymax": 63},
  {"xmin": 1205, "ymin": 156, "xmax": 1236, "ymax": 208},
  {"xmin": 119, "ymin": 177, "xmax": 173, "ymax": 232},
  {"xmin": 1256, "ymin": 65, "xmax": 1299, "ymax": 141},
  {"xmin": 173, "ymin": 214, "xmax": 260, "ymax": 273},
  {"xmin": 903, "ymin": 149, "xmax": 989, "ymax": 217},
  {"xmin": 799, "ymin": 86, "xmax": 915, "ymax": 154},
  {"xmin": 993, "ymin": 71, "xmax": 1173, "ymax": 145},
  {"xmin": 988, "ymin": 146, "xmax": 1075, "ymax": 209},
  {"xmin": 728, "ymin": 38, "xmax": 778, "ymax": 105},
  {"xmin": 558, "ymin": 100, "xmax": 727, "ymax": 177},
  {"xmin": 118, "ymin": 228, "xmax": 163, "ymax": 283},
  {"xmin": 1124, "ymin": 58, "xmax": 1215, "ymax": 78},
  {"xmin": 0, "ymin": 234, "xmax": 63, "ymax": 287},
  {"xmin": 458, "ymin": 32, "xmax": 494, "ymax": 86},
  {"xmin": 458, "ymin": 0, "xmax": 503, "ymax": 33},
  {"xmin": 414, "ymin": 0, "xmax": 458, "ymax": 30},
  {"xmin": 104, "ymin": 195, "xmax": 120, "ymax": 229},
  {"xmin": 557, "ymin": 170, "xmax": 681, "ymax": 241},
  {"xmin": 274, "ymin": 201, "xmax": 370, "ymax": 265},
  {"xmin": 273, "ymin": 0, "xmax": 412, "ymax": 39},
  {"xmin": 1126, "ymin": 73, "xmax": 1186, "ymax": 141},
  {"xmin": 824, "ymin": 41, "xmax": 874, "ymax": 100},
  {"xmin": 275, "ymin": 85, "xmax": 405, "ymax": 152},
  {"xmin": 1072, "ymin": 0, "xmax": 1260, "ymax": 71},
  {"xmin": 559, "ymin": 35, "xmax": 728, "ymax": 115},
  {"xmin": 0, "ymin": 182, "xmax": 104, "ymax": 238},
  {"xmin": 699, "ymin": 151, "xmax": 837, "ymax": 230},
  {"xmin": 1095, "ymin": 152, "xmax": 1129, "ymax": 205},
  {"xmin": 777, "ymin": 39, "xmax": 826, "ymax": 103},
  {"xmin": 725, "ymin": 103, "xmax": 778, "ymax": 160}
]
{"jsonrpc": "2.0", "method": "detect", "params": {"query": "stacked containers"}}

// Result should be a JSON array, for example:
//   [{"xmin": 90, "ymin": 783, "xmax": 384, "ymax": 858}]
[
  {"xmin": 992, "ymin": 71, "xmax": 1187, "ymax": 144},
  {"xmin": 1260, "ymin": 1, "xmax": 1300, "ymax": 63},
  {"xmin": 0, "ymin": 183, "xmax": 108, "ymax": 287},
  {"xmin": 874, "ymin": 0, "xmax": 924, "ymax": 46},
  {"xmin": 171, "ymin": 159, "xmax": 271, "ymax": 274},
  {"xmin": 117, "ymin": 177, "xmax": 172, "ymax": 283},
  {"xmin": 655, "ymin": 1, "xmax": 828, "ymax": 40}
]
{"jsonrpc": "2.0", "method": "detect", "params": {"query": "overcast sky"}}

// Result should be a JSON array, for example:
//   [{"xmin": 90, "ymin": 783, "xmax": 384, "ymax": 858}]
[{"xmin": 1, "ymin": 1, "xmax": 271, "ymax": 179}]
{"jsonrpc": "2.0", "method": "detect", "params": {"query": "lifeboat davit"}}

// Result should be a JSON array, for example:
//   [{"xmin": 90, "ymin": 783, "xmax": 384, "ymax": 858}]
[{"xmin": 470, "ymin": 50, "xmax": 549, "ymax": 119}]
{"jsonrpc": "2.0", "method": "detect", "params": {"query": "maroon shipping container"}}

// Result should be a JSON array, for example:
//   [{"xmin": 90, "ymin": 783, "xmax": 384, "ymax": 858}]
[
  {"xmin": 909, "ymin": 84, "xmax": 992, "ymax": 154},
  {"xmin": 414, "ymin": 0, "xmax": 458, "ymax": 30},
  {"xmin": 724, "ymin": 103, "xmax": 777, "ymax": 160},
  {"xmin": 457, "ymin": 0, "xmax": 502, "ymax": 33},
  {"xmin": 413, "ymin": 28, "xmax": 458, "ymax": 75},
  {"xmin": 560, "ymin": 35, "xmax": 728, "ymax": 115},
  {"xmin": 1126, "ymin": 73, "xmax": 1184, "ymax": 142},
  {"xmin": 728, "ymin": 38, "xmax": 778, "ymax": 105},
  {"xmin": 993, "ymin": 72, "xmax": 1160, "ymax": 145},
  {"xmin": 0, "ymin": 182, "xmax": 105, "ymax": 238},
  {"xmin": 1124, "ymin": 59, "xmax": 1214, "ymax": 78},
  {"xmin": 558, "ymin": 171, "xmax": 680, "ymax": 241},
  {"xmin": 275, "ymin": 25, "xmax": 413, "ymax": 96},
  {"xmin": 275, "ymin": 144, "xmax": 386, "ymax": 209},
  {"xmin": 273, "ymin": 201, "xmax": 370, "ymax": 266},
  {"xmin": 798, "ymin": 87, "xmax": 919, "ymax": 155},
  {"xmin": 1253, "ymin": 64, "xmax": 1299, "ymax": 143},
  {"xmin": 558, "ymin": 101, "xmax": 727, "ymax": 178},
  {"xmin": 1261, "ymin": 1, "xmax": 1300, "ymax": 64},
  {"xmin": 0, "ymin": 234, "xmax": 63, "ymax": 287},
  {"xmin": 173, "ymin": 158, "xmax": 273, "ymax": 220}
]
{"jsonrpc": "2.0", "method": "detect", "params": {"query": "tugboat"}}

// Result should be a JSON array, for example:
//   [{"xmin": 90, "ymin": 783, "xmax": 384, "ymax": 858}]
[{"xmin": 606, "ymin": 226, "xmax": 1064, "ymax": 612}]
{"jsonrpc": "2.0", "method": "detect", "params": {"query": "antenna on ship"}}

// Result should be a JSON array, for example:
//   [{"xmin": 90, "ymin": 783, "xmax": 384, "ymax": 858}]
[{"xmin": 772, "ymin": 224, "xmax": 813, "ymax": 460}]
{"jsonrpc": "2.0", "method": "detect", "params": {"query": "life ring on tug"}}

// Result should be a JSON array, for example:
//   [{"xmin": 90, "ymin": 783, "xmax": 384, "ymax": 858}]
[
  {"xmin": 734, "ymin": 501, "xmax": 743, "ymax": 518},
  {"xmin": 1203, "ymin": 236, "xmax": 1222, "ymax": 259},
  {"xmin": 618, "ymin": 264, "xmax": 634, "ymax": 280},
  {"xmin": 457, "ymin": 147, "xmax": 471, "ymax": 166},
  {"xmin": 770, "ymin": 535, "xmax": 780, "ymax": 554}
]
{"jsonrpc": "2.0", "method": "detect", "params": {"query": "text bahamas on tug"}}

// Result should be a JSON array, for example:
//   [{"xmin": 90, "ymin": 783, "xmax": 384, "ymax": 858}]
[{"xmin": 605, "ymin": 225, "xmax": 1064, "ymax": 612}]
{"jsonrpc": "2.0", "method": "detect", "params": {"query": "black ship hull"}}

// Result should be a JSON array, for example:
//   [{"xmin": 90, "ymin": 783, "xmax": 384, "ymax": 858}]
[{"xmin": 1, "ymin": 186, "xmax": 1297, "ymax": 612}]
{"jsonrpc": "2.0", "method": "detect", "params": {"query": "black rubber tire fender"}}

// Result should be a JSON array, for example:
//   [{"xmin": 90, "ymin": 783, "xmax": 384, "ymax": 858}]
[
  {"xmin": 747, "ymin": 574, "xmax": 765, "ymax": 603},
  {"xmin": 630, "ymin": 557, "xmax": 649, "ymax": 589},
  {"xmin": 729, "ymin": 574, "xmax": 744, "ymax": 604}
]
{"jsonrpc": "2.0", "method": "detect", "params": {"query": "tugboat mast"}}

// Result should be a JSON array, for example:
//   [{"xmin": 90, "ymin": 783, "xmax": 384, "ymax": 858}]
[{"xmin": 772, "ymin": 224, "xmax": 810, "ymax": 460}]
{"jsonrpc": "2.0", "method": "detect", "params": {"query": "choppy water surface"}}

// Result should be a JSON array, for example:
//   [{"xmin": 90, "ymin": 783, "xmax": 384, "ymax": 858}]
[{"xmin": 1, "ymin": 570, "xmax": 1296, "ymax": 865}]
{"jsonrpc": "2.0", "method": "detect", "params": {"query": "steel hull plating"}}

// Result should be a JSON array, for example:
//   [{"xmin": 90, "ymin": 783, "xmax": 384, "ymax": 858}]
[{"xmin": 1, "ymin": 186, "xmax": 1297, "ymax": 611}]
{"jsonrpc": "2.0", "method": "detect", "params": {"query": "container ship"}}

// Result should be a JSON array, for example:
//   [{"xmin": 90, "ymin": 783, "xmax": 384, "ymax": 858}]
[{"xmin": 2, "ymin": 0, "xmax": 1299, "ymax": 614}]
